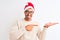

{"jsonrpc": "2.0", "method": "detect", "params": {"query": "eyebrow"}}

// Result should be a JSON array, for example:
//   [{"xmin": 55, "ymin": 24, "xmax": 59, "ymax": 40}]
[{"xmin": 25, "ymin": 10, "xmax": 34, "ymax": 12}]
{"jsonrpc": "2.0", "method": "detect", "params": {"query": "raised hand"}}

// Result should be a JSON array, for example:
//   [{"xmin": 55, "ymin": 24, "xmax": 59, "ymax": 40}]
[{"xmin": 44, "ymin": 22, "xmax": 58, "ymax": 28}]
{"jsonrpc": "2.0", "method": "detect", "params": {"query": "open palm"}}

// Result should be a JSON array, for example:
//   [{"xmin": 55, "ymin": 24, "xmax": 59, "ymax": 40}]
[{"xmin": 44, "ymin": 22, "xmax": 58, "ymax": 28}]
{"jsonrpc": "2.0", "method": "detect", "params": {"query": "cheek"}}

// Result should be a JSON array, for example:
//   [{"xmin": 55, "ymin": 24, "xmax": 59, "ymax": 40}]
[
  {"xmin": 24, "ymin": 12, "xmax": 28, "ymax": 15},
  {"xmin": 30, "ymin": 14, "xmax": 33, "ymax": 17},
  {"xmin": 31, "ymin": 13, "xmax": 33, "ymax": 16}
]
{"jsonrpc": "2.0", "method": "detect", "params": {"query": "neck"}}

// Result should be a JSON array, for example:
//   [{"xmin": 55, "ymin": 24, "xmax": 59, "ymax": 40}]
[{"xmin": 24, "ymin": 18, "xmax": 32, "ymax": 21}]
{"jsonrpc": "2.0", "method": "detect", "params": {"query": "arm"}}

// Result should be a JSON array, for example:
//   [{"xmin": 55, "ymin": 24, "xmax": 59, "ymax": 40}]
[
  {"xmin": 37, "ymin": 27, "xmax": 47, "ymax": 40},
  {"xmin": 9, "ymin": 20, "xmax": 24, "ymax": 40},
  {"xmin": 37, "ymin": 22, "xmax": 58, "ymax": 40}
]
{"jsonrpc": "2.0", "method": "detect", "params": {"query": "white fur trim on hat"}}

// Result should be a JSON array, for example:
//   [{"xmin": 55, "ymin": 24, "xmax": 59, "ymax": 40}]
[{"xmin": 24, "ymin": 6, "xmax": 34, "ymax": 11}]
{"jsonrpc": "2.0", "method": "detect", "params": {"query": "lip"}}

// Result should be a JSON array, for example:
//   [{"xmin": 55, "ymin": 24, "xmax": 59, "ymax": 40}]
[
  {"xmin": 26, "ymin": 15, "xmax": 30, "ymax": 17},
  {"xmin": 27, "ymin": 16, "xmax": 30, "ymax": 17}
]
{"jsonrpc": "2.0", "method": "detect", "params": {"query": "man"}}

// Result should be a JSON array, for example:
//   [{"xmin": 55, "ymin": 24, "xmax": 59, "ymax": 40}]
[{"xmin": 9, "ymin": 2, "xmax": 58, "ymax": 40}]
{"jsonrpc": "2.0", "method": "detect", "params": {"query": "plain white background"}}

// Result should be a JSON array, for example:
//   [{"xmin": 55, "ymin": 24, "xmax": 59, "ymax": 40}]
[{"xmin": 0, "ymin": 0, "xmax": 60, "ymax": 40}]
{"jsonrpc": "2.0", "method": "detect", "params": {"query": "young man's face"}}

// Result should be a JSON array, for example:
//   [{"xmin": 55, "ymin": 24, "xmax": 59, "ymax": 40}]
[{"xmin": 24, "ymin": 8, "xmax": 34, "ymax": 20}]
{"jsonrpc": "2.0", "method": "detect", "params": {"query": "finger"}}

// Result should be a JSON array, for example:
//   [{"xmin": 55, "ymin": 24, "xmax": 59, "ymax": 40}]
[
  {"xmin": 31, "ymin": 25, "xmax": 38, "ymax": 26},
  {"xmin": 53, "ymin": 23, "xmax": 59, "ymax": 25},
  {"xmin": 28, "ymin": 24, "xmax": 38, "ymax": 26}
]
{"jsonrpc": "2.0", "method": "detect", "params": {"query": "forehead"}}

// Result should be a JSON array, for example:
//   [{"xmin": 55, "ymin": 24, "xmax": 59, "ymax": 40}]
[{"xmin": 26, "ymin": 8, "xmax": 34, "ymax": 11}]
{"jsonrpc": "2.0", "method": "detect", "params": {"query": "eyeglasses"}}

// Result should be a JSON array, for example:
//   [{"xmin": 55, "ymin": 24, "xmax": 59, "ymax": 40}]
[{"xmin": 25, "ymin": 10, "xmax": 34, "ymax": 13}]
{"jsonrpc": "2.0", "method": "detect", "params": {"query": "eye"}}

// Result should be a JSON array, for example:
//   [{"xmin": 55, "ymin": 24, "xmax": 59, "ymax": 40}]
[
  {"xmin": 29, "ymin": 11, "xmax": 34, "ymax": 13},
  {"xmin": 25, "ymin": 10, "xmax": 29, "ymax": 12}
]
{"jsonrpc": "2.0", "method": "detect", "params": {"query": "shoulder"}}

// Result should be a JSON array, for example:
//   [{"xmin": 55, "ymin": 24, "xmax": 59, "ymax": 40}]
[{"xmin": 9, "ymin": 19, "xmax": 22, "ymax": 32}]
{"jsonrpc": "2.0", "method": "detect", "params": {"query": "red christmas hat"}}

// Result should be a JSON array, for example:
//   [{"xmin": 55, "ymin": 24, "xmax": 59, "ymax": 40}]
[{"xmin": 24, "ymin": 2, "xmax": 34, "ymax": 11}]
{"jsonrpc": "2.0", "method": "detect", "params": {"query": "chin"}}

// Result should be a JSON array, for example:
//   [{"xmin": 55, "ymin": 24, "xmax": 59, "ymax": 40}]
[
  {"xmin": 27, "ymin": 17, "xmax": 32, "ymax": 20},
  {"xmin": 27, "ymin": 18, "xmax": 31, "ymax": 19}
]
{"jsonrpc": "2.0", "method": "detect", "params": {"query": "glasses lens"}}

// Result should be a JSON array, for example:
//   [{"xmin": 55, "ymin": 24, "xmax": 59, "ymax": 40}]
[
  {"xmin": 25, "ymin": 10, "xmax": 29, "ymax": 12},
  {"xmin": 29, "ymin": 11, "xmax": 34, "ymax": 13},
  {"xmin": 25, "ymin": 10, "xmax": 34, "ymax": 13}
]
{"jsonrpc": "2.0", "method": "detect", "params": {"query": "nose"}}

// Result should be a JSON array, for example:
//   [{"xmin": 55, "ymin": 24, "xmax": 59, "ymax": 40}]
[{"xmin": 27, "ymin": 13, "xmax": 31, "ymax": 16}]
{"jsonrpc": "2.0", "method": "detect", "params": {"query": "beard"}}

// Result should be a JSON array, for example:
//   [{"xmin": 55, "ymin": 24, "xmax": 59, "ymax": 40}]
[{"xmin": 25, "ymin": 16, "xmax": 32, "ymax": 21}]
